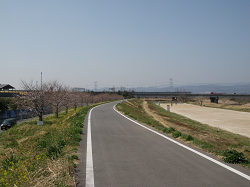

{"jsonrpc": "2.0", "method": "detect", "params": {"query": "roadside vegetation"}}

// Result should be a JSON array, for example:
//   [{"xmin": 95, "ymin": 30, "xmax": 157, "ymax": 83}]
[
  {"xmin": 116, "ymin": 99, "xmax": 250, "ymax": 168},
  {"xmin": 0, "ymin": 78, "xmax": 123, "ymax": 186},
  {"xmin": 0, "ymin": 105, "xmax": 93, "ymax": 186}
]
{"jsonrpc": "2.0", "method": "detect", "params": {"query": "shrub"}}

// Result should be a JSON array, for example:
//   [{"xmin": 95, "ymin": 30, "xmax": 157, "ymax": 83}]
[
  {"xmin": 47, "ymin": 143, "xmax": 64, "ymax": 159},
  {"xmin": 172, "ymin": 131, "xmax": 181, "ymax": 138},
  {"xmin": 223, "ymin": 149, "xmax": 249, "ymax": 164},
  {"xmin": 162, "ymin": 128, "xmax": 168, "ymax": 133},
  {"xmin": 185, "ymin": 135, "xmax": 194, "ymax": 141},
  {"xmin": 71, "ymin": 155, "xmax": 78, "ymax": 160},
  {"xmin": 166, "ymin": 127, "xmax": 175, "ymax": 133}
]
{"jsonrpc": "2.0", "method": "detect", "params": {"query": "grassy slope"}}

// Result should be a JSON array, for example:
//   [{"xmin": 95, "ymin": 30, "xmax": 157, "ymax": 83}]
[
  {"xmin": 116, "ymin": 99, "xmax": 250, "ymax": 168},
  {"xmin": 0, "ymin": 104, "xmax": 98, "ymax": 187}
]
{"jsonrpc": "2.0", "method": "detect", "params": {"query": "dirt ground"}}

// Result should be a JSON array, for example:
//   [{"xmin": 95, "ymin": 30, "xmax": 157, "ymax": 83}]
[
  {"xmin": 160, "ymin": 103, "xmax": 250, "ymax": 138},
  {"xmin": 142, "ymin": 101, "xmax": 169, "ymax": 128}
]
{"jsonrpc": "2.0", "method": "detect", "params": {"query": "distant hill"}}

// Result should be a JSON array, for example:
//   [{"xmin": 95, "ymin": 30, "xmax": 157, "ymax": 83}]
[
  {"xmin": 132, "ymin": 84, "xmax": 250, "ymax": 94},
  {"xmin": 97, "ymin": 83, "xmax": 250, "ymax": 94}
]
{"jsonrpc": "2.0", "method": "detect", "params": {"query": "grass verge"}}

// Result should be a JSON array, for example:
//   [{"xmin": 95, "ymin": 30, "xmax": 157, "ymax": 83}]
[
  {"xmin": 116, "ymin": 99, "xmax": 250, "ymax": 168},
  {"xmin": 0, "ymin": 104, "xmax": 99, "ymax": 187}
]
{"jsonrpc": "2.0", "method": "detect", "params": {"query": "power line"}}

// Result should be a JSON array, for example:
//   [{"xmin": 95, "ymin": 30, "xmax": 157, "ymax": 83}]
[{"xmin": 94, "ymin": 81, "xmax": 97, "ymax": 91}]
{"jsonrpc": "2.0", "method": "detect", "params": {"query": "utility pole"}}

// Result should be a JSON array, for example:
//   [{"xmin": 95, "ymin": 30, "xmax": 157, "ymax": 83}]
[
  {"xmin": 41, "ymin": 72, "xmax": 42, "ymax": 90},
  {"xmin": 170, "ymin": 78, "xmax": 173, "ymax": 92}
]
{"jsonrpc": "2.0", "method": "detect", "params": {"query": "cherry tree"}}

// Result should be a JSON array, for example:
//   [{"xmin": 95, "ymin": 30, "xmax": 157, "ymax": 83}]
[
  {"xmin": 47, "ymin": 80, "xmax": 68, "ymax": 118},
  {"xmin": 16, "ymin": 80, "xmax": 51, "ymax": 121}
]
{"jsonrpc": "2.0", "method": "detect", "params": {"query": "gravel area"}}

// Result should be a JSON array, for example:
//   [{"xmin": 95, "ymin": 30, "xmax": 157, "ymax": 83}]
[{"xmin": 160, "ymin": 103, "xmax": 250, "ymax": 138}]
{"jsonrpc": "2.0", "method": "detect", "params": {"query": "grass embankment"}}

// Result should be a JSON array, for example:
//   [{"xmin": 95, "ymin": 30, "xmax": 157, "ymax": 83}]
[
  {"xmin": 116, "ymin": 99, "xmax": 250, "ymax": 168},
  {"xmin": 0, "ymin": 104, "xmax": 97, "ymax": 187}
]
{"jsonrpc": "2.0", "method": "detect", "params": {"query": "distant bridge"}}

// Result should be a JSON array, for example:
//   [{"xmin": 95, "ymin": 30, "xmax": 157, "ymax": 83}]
[{"xmin": 131, "ymin": 92, "xmax": 250, "ymax": 100}]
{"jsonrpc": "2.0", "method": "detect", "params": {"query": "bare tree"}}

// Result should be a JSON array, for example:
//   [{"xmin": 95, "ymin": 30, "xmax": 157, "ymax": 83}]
[
  {"xmin": 78, "ymin": 92, "xmax": 92, "ymax": 107},
  {"xmin": 61, "ymin": 86, "xmax": 72, "ymax": 114},
  {"xmin": 197, "ymin": 96, "xmax": 205, "ymax": 106},
  {"xmin": 71, "ymin": 90, "xmax": 80, "ymax": 111},
  {"xmin": 178, "ymin": 92, "xmax": 188, "ymax": 103},
  {"xmin": 47, "ymin": 80, "xmax": 68, "ymax": 118},
  {"xmin": 16, "ymin": 80, "xmax": 51, "ymax": 121}
]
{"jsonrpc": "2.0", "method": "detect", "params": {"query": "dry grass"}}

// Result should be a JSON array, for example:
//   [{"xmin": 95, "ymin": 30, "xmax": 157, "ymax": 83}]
[
  {"xmin": 0, "ymin": 106, "xmax": 89, "ymax": 186},
  {"xmin": 189, "ymin": 99, "xmax": 250, "ymax": 112}
]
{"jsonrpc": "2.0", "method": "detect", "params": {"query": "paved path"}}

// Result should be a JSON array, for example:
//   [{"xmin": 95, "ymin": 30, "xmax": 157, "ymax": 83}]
[
  {"xmin": 75, "ymin": 101, "xmax": 250, "ymax": 187},
  {"xmin": 161, "ymin": 103, "xmax": 250, "ymax": 138}
]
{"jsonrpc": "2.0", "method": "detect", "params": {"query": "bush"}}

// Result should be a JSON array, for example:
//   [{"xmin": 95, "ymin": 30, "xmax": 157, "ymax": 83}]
[
  {"xmin": 172, "ymin": 131, "xmax": 181, "ymax": 138},
  {"xmin": 185, "ymin": 135, "xmax": 194, "ymax": 141},
  {"xmin": 71, "ymin": 155, "xmax": 78, "ymax": 160},
  {"xmin": 166, "ymin": 127, "xmax": 175, "ymax": 133},
  {"xmin": 222, "ymin": 149, "xmax": 249, "ymax": 164},
  {"xmin": 162, "ymin": 128, "xmax": 168, "ymax": 133}
]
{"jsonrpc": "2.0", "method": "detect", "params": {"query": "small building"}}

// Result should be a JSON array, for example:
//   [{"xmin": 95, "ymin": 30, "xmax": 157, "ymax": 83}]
[
  {"xmin": 0, "ymin": 84, "xmax": 15, "ymax": 91},
  {"xmin": 172, "ymin": 96, "xmax": 177, "ymax": 101},
  {"xmin": 210, "ymin": 96, "xmax": 219, "ymax": 103},
  {"xmin": 72, "ymin": 87, "xmax": 85, "ymax": 92}
]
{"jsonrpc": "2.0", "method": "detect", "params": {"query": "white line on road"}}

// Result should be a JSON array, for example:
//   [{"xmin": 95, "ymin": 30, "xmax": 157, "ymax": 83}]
[
  {"xmin": 86, "ymin": 107, "xmax": 96, "ymax": 187},
  {"xmin": 113, "ymin": 105, "xmax": 250, "ymax": 181}
]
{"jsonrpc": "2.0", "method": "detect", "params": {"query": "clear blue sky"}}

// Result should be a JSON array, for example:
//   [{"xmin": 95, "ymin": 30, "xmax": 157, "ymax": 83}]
[{"xmin": 1, "ymin": 0, "xmax": 249, "ymax": 90}]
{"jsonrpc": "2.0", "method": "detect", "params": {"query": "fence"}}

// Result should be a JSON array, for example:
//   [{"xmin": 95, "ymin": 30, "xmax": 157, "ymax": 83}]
[{"xmin": 0, "ymin": 107, "xmax": 53, "ymax": 123}]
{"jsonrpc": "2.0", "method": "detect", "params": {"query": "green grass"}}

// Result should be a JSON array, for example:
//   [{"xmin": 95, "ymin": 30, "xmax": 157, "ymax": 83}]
[
  {"xmin": 116, "ymin": 99, "xmax": 250, "ymax": 169},
  {"xmin": 0, "ymin": 103, "xmax": 100, "ymax": 187}
]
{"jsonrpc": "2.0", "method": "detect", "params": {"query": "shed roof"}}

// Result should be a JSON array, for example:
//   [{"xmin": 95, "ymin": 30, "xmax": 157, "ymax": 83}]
[{"xmin": 0, "ymin": 84, "xmax": 15, "ymax": 90}]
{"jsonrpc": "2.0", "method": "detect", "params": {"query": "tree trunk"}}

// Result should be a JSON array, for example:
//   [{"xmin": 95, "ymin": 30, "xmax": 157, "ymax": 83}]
[
  {"xmin": 39, "ymin": 112, "xmax": 43, "ymax": 121},
  {"xmin": 55, "ymin": 107, "xmax": 59, "ymax": 118}
]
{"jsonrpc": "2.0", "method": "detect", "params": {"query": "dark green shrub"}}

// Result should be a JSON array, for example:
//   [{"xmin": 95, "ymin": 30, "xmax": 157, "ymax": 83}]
[
  {"xmin": 166, "ymin": 127, "xmax": 175, "ymax": 133},
  {"xmin": 71, "ymin": 155, "xmax": 78, "ymax": 159},
  {"xmin": 223, "ymin": 149, "xmax": 249, "ymax": 164},
  {"xmin": 185, "ymin": 135, "xmax": 194, "ymax": 141},
  {"xmin": 162, "ymin": 128, "xmax": 168, "ymax": 133},
  {"xmin": 47, "ymin": 145, "xmax": 62, "ymax": 159},
  {"xmin": 172, "ymin": 131, "xmax": 181, "ymax": 138}
]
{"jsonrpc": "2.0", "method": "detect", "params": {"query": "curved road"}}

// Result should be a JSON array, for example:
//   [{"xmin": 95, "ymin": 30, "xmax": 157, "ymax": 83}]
[{"xmin": 75, "ymin": 101, "xmax": 250, "ymax": 187}]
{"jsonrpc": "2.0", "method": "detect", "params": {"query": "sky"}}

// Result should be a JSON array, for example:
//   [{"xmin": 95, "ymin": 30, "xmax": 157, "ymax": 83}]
[{"xmin": 1, "ymin": 0, "xmax": 250, "ymax": 90}]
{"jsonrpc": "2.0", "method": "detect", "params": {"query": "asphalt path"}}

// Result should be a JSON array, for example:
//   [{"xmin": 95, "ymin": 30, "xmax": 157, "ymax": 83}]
[{"xmin": 75, "ymin": 101, "xmax": 250, "ymax": 187}]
